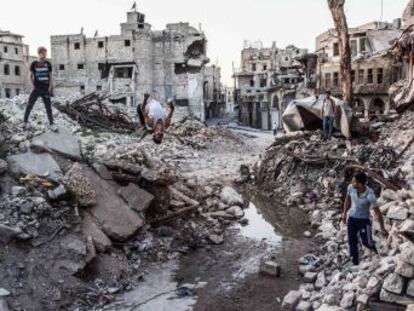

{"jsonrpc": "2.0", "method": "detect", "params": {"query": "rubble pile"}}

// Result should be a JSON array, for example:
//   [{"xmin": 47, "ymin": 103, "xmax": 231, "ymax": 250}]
[
  {"xmin": 0, "ymin": 96, "xmax": 249, "ymax": 311},
  {"xmin": 54, "ymin": 92, "xmax": 137, "ymax": 133},
  {"xmin": 255, "ymin": 110, "xmax": 414, "ymax": 310}
]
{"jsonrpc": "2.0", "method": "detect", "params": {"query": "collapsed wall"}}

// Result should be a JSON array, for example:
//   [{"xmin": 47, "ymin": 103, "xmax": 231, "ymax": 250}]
[{"xmin": 255, "ymin": 110, "xmax": 414, "ymax": 310}]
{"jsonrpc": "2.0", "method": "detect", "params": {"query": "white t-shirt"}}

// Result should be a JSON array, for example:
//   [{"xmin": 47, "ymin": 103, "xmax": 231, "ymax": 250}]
[
  {"xmin": 323, "ymin": 98, "xmax": 335, "ymax": 117},
  {"xmin": 146, "ymin": 99, "xmax": 165, "ymax": 128}
]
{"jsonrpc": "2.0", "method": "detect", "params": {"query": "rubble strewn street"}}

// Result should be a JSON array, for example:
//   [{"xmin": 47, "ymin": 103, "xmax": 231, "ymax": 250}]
[
  {"xmin": 0, "ymin": 94, "xmax": 273, "ymax": 311},
  {"xmin": 255, "ymin": 108, "xmax": 414, "ymax": 310}
]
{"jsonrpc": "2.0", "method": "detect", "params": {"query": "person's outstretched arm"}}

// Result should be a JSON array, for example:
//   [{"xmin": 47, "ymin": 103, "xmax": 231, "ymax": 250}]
[{"xmin": 165, "ymin": 101, "xmax": 175, "ymax": 129}]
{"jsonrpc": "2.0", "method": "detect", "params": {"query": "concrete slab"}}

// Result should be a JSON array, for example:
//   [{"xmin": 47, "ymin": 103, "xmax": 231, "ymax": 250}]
[
  {"xmin": 31, "ymin": 128, "xmax": 82, "ymax": 161},
  {"xmin": 7, "ymin": 152, "xmax": 63, "ymax": 182},
  {"xmin": 118, "ymin": 183, "xmax": 154, "ymax": 213}
]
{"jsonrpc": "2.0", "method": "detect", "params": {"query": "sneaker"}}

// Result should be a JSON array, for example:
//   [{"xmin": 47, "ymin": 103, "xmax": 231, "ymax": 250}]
[{"xmin": 48, "ymin": 124, "xmax": 59, "ymax": 132}]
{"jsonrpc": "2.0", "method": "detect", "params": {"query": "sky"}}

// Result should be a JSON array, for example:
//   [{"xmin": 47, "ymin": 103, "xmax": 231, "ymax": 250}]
[{"xmin": 0, "ymin": 0, "xmax": 408, "ymax": 85}]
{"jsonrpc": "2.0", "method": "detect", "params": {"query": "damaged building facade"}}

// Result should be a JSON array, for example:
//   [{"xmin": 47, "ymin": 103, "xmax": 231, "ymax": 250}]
[
  {"xmin": 0, "ymin": 30, "xmax": 31, "ymax": 99},
  {"xmin": 316, "ymin": 20, "xmax": 402, "ymax": 118},
  {"xmin": 233, "ymin": 41, "xmax": 316, "ymax": 130},
  {"xmin": 51, "ymin": 8, "xmax": 212, "ymax": 121},
  {"xmin": 204, "ymin": 65, "xmax": 225, "ymax": 119}
]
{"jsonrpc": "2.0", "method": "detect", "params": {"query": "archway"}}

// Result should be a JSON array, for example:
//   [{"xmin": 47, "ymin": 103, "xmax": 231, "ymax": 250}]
[{"xmin": 369, "ymin": 98, "xmax": 385, "ymax": 117}]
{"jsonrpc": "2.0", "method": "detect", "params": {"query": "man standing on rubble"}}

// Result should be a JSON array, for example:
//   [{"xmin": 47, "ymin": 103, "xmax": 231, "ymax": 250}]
[
  {"xmin": 24, "ymin": 47, "xmax": 57, "ymax": 132},
  {"xmin": 321, "ymin": 91, "xmax": 335, "ymax": 140},
  {"xmin": 342, "ymin": 172, "xmax": 388, "ymax": 265},
  {"xmin": 137, "ymin": 93, "xmax": 174, "ymax": 144}
]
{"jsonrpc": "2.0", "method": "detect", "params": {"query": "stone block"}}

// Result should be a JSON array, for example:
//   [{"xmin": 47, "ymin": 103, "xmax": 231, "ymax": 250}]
[{"xmin": 118, "ymin": 183, "xmax": 154, "ymax": 213}]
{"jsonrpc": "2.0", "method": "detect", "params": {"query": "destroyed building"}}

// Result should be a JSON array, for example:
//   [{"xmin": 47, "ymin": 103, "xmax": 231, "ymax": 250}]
[
  {"xmin": 316, "ymin": 20, "xmax": 402, "ymax": 118},
  {"xmin": 51, "ymin": 7, "xmax": 212, "ymax": 121},
  {"xmin": 233, "ymin": 41, "xmax": 316, "ymax": 131},
  {"xmin": 204, "ymin": 65, "xmax": 225, "ymax": 118},
  {"xmin": 0, "ymin": 30, "xmax": 31, "ymax": 99}
]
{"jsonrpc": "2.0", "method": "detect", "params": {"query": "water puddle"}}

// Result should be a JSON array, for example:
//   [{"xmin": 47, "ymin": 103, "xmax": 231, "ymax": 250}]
[
  {"xmin": 238, "ymin": 195, "xmax": 308, "ymax": 244},
  {"xmin": 237, "ymin": 201, "xmax": 282, "ymax": 245}
]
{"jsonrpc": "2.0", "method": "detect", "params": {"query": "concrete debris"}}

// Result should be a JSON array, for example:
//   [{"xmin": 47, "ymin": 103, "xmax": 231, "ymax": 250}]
[
  {"xmin": 7, "ymin": 151, "xmax": 63, "ymax": 183},
  {"xmin": 62, "ymin": 163, "xmax": 97, "ymax": 207},
  {"xmin": 220, "ymin": 186, "xmax": 244, "ymax": 206},
  {"xmin": 0, "ymin": 160, "xmax": 7, "ymax": 175},
  {"xmin": 118, "ymin": 183, "xmax": 155, "ymax": 213},
  {"xmin": 31, "ymin": 127, "xmax": 82, "ymax": 161},
  {"xmin": 259, "ymin": 260, "xmax": 281, "ymax": 277},
  {"xmin": 282, "ymin": 290, "xmax": 302, "ymax": 310}
]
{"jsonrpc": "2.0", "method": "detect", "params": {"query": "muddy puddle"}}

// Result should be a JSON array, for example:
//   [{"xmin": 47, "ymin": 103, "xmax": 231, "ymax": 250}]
[{"xmin": 108, "ymin": 196, "xmax": 313, "ymax": 311}]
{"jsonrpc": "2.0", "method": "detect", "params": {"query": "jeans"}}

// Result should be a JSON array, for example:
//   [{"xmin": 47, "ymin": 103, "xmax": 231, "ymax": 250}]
[
  {"xmin": 323, "ymin": 116, "xmax": 333, "ymax": 140},
  {"xmin": 347, "ymin": 217, "xmax": 377, "ymax": 265},
  {"xmin": 24, "ymin": 89, "xmax": 54, "ymax": 125}
]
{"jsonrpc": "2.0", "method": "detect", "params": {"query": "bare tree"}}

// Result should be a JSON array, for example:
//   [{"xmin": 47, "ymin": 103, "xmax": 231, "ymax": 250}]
[{"xmin": 327, "ymin": 0, "xmax": 353, "ymax": 104}]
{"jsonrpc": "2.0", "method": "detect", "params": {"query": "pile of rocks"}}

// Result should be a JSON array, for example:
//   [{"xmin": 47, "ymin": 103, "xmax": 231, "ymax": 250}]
[{"xmin": 254, "ymin": 109, "xmax": 414, "ymax": 310}]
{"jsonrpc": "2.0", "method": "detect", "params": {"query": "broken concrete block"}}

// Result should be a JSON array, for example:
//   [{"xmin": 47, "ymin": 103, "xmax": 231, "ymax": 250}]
[
  {"xmin": 303, "ymin": 272, "xmax": 317, "ymax": 283},
  {"xmin": 380, "ymin": 288, "xmax": 414, "ymax": 305},
  {"xmin": 62, "ymin": 163, "xmax": 96, "ymax": 207},
  {"xmin": 31, "ymin": 128, "xmax": 82, "ymax": 161},
  {"xmin": 340, "ymin": 292, "xmax": 355, "ymax": 308},
  {"xmin": 401, "ymin": 246, "xmax": 414, "ymax": 266},
  {"xmin": 0, "ymin": 224, "xmax": 22, "ymax": 244},
  {"xmin": 118, "ymin": 183, "xmax": 154, "ymax": 213},
  {"xmin": 81, "ymin": 213, "xmax": 112, "ymax": 252},
  {"xmin": 0, "ymin": 298, "xmax": 10, "ymax": 311},
  {"xmin": 226, "ymin": 205, "xmax": 244, "ymax": 218},
  {"xmin": 220, "ymin": 186, "xmax": 243, "ymax": 206},
  {"xmin": 0, "ymin": 289, "xmax": 10, "ymax": 297},
  {"xmin": 82, "ymin": 167, "xmax": 145, "ymax": 241},
  {"xmin": 386, "ymin": 205, "xmax": 408, "ymax": 220},
  {"xmin": 85, "ymin": 236, "xmax": 96, "ymax": 264},
  {"xmin": 92, "ymin": 163, "xmax": 113, "ymax": 181},
  {"xmin": 400, "ymin": 219, "xmax": 414, "ymax": 243},
  {"xmin": 407, "ymin": 280, "xmax": 414, "ymax": 298},
  {"xmin": 282, "ymin": 290, "xmax": 302, "ymax": 310},
  {"xmin": 259, "ymin": 260, "xmax": 281, "ymax": 277},
  {"xmin": 315, "ymin": 271, "xmax": 326, "ymax": 289},
  {"xmin": 295, "ymin": 300, "xmax": 311, "ymax": 311},
  {"xmin": 382, "ymin": 273, "xmax": 404, "ymax": 294},
  {"xmin": 395, "ymin": 258, "xmax": 414, "ymax": 278},
  {"xmin": 7, "ymin": 151, "xmax": 63, "ymax": 182}
]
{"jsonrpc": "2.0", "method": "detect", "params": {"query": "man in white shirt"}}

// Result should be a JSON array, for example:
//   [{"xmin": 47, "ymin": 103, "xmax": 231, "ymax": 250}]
[
  {"xmin": 137, "ymin": 93, "xmax": 174, "ymax": 144},
  {"xmin": 321, "ymin": 91, "xmax": 336, "ymax": 140}
]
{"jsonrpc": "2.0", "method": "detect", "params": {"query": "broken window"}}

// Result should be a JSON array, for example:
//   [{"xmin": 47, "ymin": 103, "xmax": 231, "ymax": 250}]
[
  {"xmin": 96, "ymin": 85, "xmax": 102, "ymax": 91},
  {"xmin": 15, "ymin": 47, "xmax": 18, "ymax": 55},
  {"xmin": 377, "ymin": 68, "xmax": 383, "ymax": 84},
  {"xmin": 333, "ymin": 72, "xmax": 339, "ymax": 87},
  {"xmin": 80, "ymin": 85, "xmax": 85, "ymax": 93},
  {"xmin": 4, "ymin": 64, "xmax": 10, "ymax": 75},
  {"xmin": 77, "ymin": 64, "xmax": 84, "ymax": 70},
  {"xmin": 359, "ymin": 38, "xmax": 366, "ymax": 53},
  {"xmin": 114, "ymin": 67, "xmax": 133, "ymax": 78},
  {"xmin": 98, "ymin": 41, "xmax": 104, "ymax": 48},
  {"xmin": 74, "ymin": 42, "xmax": 80, "ymax": 50},
  {"xmin": 59, "ymin": 64, "xmax": 65, "ymax": 71},
  {"xmin": 124, "ymin": 40, "xmax": 131, "ymax": 47},
  {"xmin": 174, "ymin": 63, "xmax": 187, "ymax": 74},
  {"xmin": 333, "ymin": 42, "xmax": 339, "ymax": 56},
  {"xmin": 250, "ymin": 79, "xmax": 255, "ymax": 87},
  {"xmin": 5, "ymin": 88, "xmax": 10, "ymax": 98},
  {"xmin": 367, "ymin": 69, "xmax": 373, "ymax": 84},
  {"xmin": 252, "ymin": 63, "xmax": 256, "ymax": 72},
  {"xmin": 351, "ymin": 70, "xmax": 355, "ymax": 83},
  {"xmin": 14, "ymin": 65, "xmax": 20, "ymax": 76},
  {"xmin": 185, "ymin": 40, "xmax": 205, "ymax": 58},
  {"xmin": 263, "ymin": 64, "xmax": 267, "ymax": 71},
  {"xmin": 351, "ymin": 40, "xmax": 357, "ymax": 56},
  {"xmin": 260, "ymin": 78, "xmax": 267, "ymax": 88},
  {"xmin": 15, "ymin": 88, "xmax": 20, "ymax": 96},
  {"xmin": 358, "ymin": 69, "xmax": 364, "ymax": 84},
  {"xmin": 3, "ymin": 46, "xmax": 8, "ymax": 53},
  {"xmin": 325, "ymin": 73, "xmax": 331, "ymax": 89}
]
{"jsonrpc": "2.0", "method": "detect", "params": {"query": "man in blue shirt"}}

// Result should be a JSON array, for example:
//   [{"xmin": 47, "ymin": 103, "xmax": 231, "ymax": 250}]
[{"xmin": 342, "ymin": 172, "xmax": 388, "ymax": 265}]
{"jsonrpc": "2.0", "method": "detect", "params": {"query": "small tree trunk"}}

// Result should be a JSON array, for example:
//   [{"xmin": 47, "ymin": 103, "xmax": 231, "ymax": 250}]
[{"xmin": 327, "ymin": 0, "xmax": 353, "ymax": 104}]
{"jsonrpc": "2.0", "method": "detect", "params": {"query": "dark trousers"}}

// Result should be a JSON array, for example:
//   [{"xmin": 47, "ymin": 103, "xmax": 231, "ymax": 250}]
[
  {"xmin": 347, "ymin": 217, "xmax": 377, "ymax": 265},
  {"xmin": 137, "ymin": 104, "xmax": 145, "ymax": 126},
  {"xmin": 24, "ymin": 89, "xmax": 54, "ymax": 125},
  {"xmin": 323, "ymin": 116, "xmax": 333, "ymax": 140}
]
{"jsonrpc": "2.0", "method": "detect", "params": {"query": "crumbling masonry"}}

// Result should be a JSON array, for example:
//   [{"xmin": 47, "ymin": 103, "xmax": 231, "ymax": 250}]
[{"xmin": 51, "ymin": 8, "xmax": 216, "ymax": 121}]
